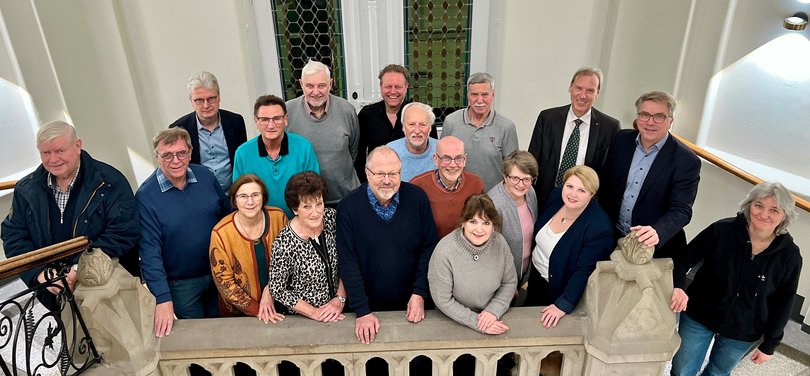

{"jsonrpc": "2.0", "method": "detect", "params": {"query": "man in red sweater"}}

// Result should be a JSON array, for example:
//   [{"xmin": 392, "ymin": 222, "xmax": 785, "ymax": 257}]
[{"xmin": 410, "ymin": 136, "xmax": 484, "ymax": 238}]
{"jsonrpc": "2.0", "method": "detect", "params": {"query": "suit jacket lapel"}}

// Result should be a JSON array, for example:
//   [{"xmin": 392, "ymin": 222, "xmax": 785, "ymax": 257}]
[
  {"xmin": 584, "ymin": 108, "xmax": 601, "ymax": 165},
  {"xmin": 549, "ymin": 105, "xmax": 569, "ymax": 169},
  {"xmin": 186, "ymin": 114, "xmax": 202, "ymax": 164}
]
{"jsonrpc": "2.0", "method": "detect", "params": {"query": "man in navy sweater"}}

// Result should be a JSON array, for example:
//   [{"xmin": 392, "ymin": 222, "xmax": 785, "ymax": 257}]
[
  {"xmin": 137, "ymin": 128, "xmax": 231, "ymax": 338},
  {"xmin": 337, "ymin": 146, "xmax": 439, "ymax": 345}
]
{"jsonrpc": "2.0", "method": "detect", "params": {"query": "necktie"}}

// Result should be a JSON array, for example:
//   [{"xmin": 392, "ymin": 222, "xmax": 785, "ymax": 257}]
[{"xmin": 556, "ymin": 119, "xmax": 583, "ymax": 186}]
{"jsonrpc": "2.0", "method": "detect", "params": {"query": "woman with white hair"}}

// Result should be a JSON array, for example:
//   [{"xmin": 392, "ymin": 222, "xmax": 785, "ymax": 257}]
[{"xmin": 670, "ymin": 182, "xmax": 802, "ymax": 375}]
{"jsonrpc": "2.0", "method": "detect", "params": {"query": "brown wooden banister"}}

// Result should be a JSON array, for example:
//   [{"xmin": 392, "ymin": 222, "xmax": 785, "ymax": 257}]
[
  {"xmin": 0, "ymin": 180, "xmax": 17, "ymax": 191},
  {"xmin": 0, "ymin": 236, "xmax": 90, "ymax": 280},
  {"xmin": 673, "ymin": 134, "xmax": 810, "ymax": 213}
]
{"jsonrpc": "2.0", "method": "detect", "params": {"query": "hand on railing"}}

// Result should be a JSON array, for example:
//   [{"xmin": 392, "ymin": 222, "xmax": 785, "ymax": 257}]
[
  {"xmin": 406, "ymin": 294, "xmax": 425, "ymax": 323},
  {"xmin": 477, "ymin": 310, "xmax": 509, "ymax": 334},
  {"xmin": 36, "ymin": 265, "xmax": 77, "ymax": 295},
  {"xmin": 540, "ymin": 304, "xmax": 566, "ymax": 329},
  {"xmin": 154, "ymin": 301, "xmax": 175, "ymax": 338},
  {"xmin": 355, "ymin": 313, "xmax": 380, "ymax": 344},
  {"xmin": 258, "ymin": 285, "xmax": 285, "ymax": 324}
]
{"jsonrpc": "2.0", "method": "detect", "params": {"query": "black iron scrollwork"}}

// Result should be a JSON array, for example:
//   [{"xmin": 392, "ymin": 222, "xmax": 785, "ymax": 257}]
[{"xmin": 0, "ymin": 261, "xmax": 101, "ymax": 375}]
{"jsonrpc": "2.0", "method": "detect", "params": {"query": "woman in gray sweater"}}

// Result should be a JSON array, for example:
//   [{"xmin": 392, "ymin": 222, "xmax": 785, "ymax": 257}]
[{"xmin": 428, "ymin": 194, "xmax": 517, "ymax": 334}]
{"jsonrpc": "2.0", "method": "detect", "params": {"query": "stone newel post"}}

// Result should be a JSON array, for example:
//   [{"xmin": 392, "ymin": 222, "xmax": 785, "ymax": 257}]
[
  {"xmin": 72, "ymin": 249, "xmax": 159, "ymax": 376},
  {"xmin": 582, "ymin": 233, "xmax": 681, "ymax": 375}
]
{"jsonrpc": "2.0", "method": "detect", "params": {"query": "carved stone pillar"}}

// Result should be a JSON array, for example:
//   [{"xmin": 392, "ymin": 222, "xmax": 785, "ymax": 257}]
[
  {"xmin": 582, "ymin": 233, "xmax": 681, "ymax": 375},
  {"xmin": 71, "ymin": 248, "xmax": 159, "ymax": 375}
]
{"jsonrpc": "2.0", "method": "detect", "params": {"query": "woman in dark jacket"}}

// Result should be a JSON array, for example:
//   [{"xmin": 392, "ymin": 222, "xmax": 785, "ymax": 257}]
[
  {"xmin": 525, "ymin": 165, "xmax": 613, "ymax": 328},
  {"xmin": 670, "ymin": 182, "xmax": 801, "ymax": 376}
]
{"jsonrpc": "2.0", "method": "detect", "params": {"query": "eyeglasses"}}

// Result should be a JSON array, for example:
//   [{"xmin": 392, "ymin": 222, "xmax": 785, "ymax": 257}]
[
  {"xmin": 365, "ymin": 168, "xmax": 401, "ymax": 180},
  {"xmin": 506, "ymin": 174, "xmax": 535, "ymax": 186},
  {"xmin": 235, "ymin": 192, "xmax": 263, "ymax": 203},
  {"xmin": 436, "ymin": 154, "xmax": 467, "ymax": 166},
  {"xmin": 192, "ymin": 96, "xmax": 218, "ymax": 106},
  {"xmin": 637, "ymin": 112, "xmax": 671, "ymax": 124},
  {"xmin": 256, "ymin": 115, "xmax": 286, "ymax": 125},
  {"xmin": 158, "ymin": 150, "xmax": 190, "ymax": 162}
]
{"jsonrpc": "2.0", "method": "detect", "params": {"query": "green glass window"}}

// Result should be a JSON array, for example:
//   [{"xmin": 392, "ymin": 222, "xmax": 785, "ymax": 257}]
[
  {"xmin": 404, "ymin": 0, "xmax": 473, "ymax": 125},
  {"xmin": 271, "ymin": 0, "xmax": 347, "ymax": 100}
]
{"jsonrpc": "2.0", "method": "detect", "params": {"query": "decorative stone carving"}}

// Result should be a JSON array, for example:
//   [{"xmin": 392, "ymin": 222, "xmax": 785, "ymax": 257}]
[
  {"xmin": 618, "ymin": 231, "xmax": 654, "ymax": 265},
  {"xmin": 77, "ymin": 248, "xmax": 113, "ymax": 286},
  {"xmin": 72, "ymin": 256, "xmax": 159, "ymax": 376},
  {"xmin": 582, "ymin": 235, "xmax": 681, "ymax": 375}
]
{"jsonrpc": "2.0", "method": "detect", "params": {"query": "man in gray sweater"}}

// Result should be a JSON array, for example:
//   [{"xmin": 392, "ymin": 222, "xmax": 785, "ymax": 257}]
[{"xmin": 287, "ymin": 60, "xmax": 361, "ymax": 205}]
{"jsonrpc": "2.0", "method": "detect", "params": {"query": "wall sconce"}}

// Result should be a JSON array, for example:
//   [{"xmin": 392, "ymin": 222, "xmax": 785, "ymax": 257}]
[{"xmin": 784, "ymin": 12, "xmax": 808, "ymax": 31}]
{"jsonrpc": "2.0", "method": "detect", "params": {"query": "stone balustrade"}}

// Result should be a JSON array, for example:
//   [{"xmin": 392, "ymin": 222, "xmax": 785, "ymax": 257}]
[{"xmin": 73, "ymin": 235, "xmax": 680, "ymax": 376}]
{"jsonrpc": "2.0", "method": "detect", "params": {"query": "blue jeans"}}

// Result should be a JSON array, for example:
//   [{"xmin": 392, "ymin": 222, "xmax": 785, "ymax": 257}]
[
  {"xmin": 168, "ymin": 274, "xmax": 219, "ymax": 319},
  {"xmin": 671, "ymin": 313, "xmax": 757, "ymax": 376}
]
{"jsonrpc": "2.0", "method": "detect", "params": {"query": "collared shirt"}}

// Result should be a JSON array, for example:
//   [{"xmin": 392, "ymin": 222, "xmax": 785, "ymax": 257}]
[
  {"xmin": 617, "ymin": 133, "xmax": 670, "ymax": 234},
  {"xmin": 435, "ymin": 169, "xmax": 462, "ymax": 191},
  {"xmin": 366, "ymin": 184, "xmax": 399, "ymax": 222},
  {"xmin": 301, "ymin": 95, "xmax": 331, "ymax": 121},
  {"xmin": 48, "ymin": 162, "xmax": 81, "ymax": 224},
  {"xmin": 156, "ymin": 166, "xmax": 197, "ymax": 193},
  {"xmin": 557, "ymin": 107, "xmax": 592, "ymax": 168},
  {"xmin": 196, "ymin": 115, "xmax": 232, "ymax": 191}
]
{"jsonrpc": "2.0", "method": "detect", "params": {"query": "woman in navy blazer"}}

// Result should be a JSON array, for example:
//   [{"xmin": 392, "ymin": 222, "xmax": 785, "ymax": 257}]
[{"xmin": 526, "ymin": 165, "xmax": 614, "ymax": 328}]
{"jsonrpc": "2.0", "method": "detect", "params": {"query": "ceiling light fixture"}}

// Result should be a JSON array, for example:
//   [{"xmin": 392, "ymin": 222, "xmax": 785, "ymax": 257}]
[{"xmin": 784, "ymin": 12, "xmax": 808, "ymax": 31}]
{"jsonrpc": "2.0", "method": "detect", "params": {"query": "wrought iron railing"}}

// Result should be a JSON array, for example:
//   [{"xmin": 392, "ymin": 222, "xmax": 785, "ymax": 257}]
[{"xmin": 0, "ymin": 237, "xmax": 101, "ymax": 376}]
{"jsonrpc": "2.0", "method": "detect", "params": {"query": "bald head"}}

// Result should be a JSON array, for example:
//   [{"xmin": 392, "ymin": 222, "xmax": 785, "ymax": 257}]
[{"xmin": 436, "ymin": 136, "xmax": 464, "ymax": 156}]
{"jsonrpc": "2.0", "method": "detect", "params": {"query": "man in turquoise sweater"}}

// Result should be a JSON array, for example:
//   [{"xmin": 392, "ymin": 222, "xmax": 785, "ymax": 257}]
[
  {"xmin": 233, "ymin": 95, "xmax": 320, "ymax": 218},
  {"xmin": 337, "ymin": 146, "xmax": 439, "ymax": 346},
  {"xmin": 137, "ymin": 128, "xmax": 231, "ymax": 338}
]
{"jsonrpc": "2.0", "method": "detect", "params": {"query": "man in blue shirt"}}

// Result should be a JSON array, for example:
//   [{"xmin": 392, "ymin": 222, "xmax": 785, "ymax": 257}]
[
  {"xmin": 169, "ymin": 71, "xmax": 247, "ymax": 192},
  {"xmin": 599, "ymin": 91, "xmax": 701, "ymax": 312},
  {"xmin": 137, "ymin": 128, "xmax": 231, "ymax": 337},
  {"xmin": 233, "ymin": 95, "xmax": 320, "ymax": 218}
]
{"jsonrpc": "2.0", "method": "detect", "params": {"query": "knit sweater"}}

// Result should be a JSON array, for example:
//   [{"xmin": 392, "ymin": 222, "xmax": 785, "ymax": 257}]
[
  {"xmin": 337, "ymin": 182, "xmax": 438, "ymax": 317},
  {"xmin": 428, "ymin": 229, "xmax": 516, "ymax": 331},
  {"xmin": 286, "ymin": 94, "xmax": 361, "ymax": 203},
  {"xmin": 410, "ymin": 170, "xmax": 484, "ymax": 238},
  {"xmin": 137, "ymin": 164, "xmax": 231, "ymax": 304},
  {"xmin": 386, "ymin": 137, "xmax": 438, "ymax": 182},
  {"xmin": 488, "ymin": 181, "xmax": 538, "ymax": 284},
  {"xmin": 209, "ymin": 207, "xmax": 288, "ymax": 316}
]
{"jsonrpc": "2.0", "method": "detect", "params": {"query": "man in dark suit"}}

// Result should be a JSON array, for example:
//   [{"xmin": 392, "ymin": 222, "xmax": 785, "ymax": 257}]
[
  {"xmin": 528, "ymin": 67, "xmax": 620, "ymax": 210},
  {"xmin": 169, "ymin": 71, "xmax": 247, "ymax": 192},
  {"xmin": 599, "ymin": 91, "xmax": 701, "ymax": 310}
]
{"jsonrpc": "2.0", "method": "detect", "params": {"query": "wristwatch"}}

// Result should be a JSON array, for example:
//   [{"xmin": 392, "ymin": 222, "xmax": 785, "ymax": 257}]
[{"xmin": 336, "ymin": 295, "xmax": 346, "ymax": 303}]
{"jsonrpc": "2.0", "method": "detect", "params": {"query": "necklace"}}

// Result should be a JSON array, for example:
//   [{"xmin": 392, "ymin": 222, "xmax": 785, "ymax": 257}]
[
  {"xmin": 560, "ymin": 213, "xmax": 578, "ymax": 224},
  {"xmin": 236, "ymin": 213, "xmax": 264, "ymax": 244}
]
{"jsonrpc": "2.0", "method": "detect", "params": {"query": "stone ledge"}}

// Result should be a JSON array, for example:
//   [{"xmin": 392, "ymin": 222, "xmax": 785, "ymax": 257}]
[{"xmin": 158, "ymin": 307, "xmax": 587, "ymax": 359}]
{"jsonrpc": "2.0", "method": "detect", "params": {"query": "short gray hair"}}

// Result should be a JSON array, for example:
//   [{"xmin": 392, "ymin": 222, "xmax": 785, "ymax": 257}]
[
  {"xmin": 635, "ymin": 91, "xmax": 677, "ymax": 117},
  {"xmin": 365, "ymin": 145, "xmax": 401, "ymax": 169},
  {"xmin": 467, "ymin": 72, "xmax": 494, "ymax": 91},
  {"xmin": 739, "ymin": 182, "xmax": 798, "ymax": 235},
  {"xmin": 570, "ymin": 67, "xmax": 604, "ymax": 91},
  {"xmin": 153, "ymin": 128, "xmax": 193, "ymax": 154},
  {"xmin": 301, "ymin": 60, "xmax": 331, "ymax": 80},
  {"xmin": 37, "ymin": 120, "xmax": 78, "ymax": 145},
  {"xmin": 401, "ymin": 102, "xmax": 436, "ymax": 126},
  {"xmin": 187, "ymin": 71, "xmax": 220, "ymax": 95}
]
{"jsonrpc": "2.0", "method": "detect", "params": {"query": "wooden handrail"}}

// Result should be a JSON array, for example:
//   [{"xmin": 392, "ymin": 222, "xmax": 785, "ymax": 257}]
[
  {"xmin": 673, "ymin": 134, "xmax": 810, "ymax": 213},
  {"xmin": 0, "ymin": 236, "xmax": 90, "ymax": 280},
  {"xmin": 0, "ymin": 180, "xmax": 16, "ymax": 191}
]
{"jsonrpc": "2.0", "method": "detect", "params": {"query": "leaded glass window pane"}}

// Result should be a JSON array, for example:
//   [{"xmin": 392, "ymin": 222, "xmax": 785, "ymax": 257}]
[
  {"xmin": 271, "ymin": 0, "xmax": 347, "ymax": 100},
  {"xmin": 404, "ymin": 0, "xmax": 473, "ymax": 125}
]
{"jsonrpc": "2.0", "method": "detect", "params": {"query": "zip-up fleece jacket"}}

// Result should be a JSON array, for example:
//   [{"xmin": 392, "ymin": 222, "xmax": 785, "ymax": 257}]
[{"xmin": 680, "ymin": 213, "xmax": 802, "ymax": 355}]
